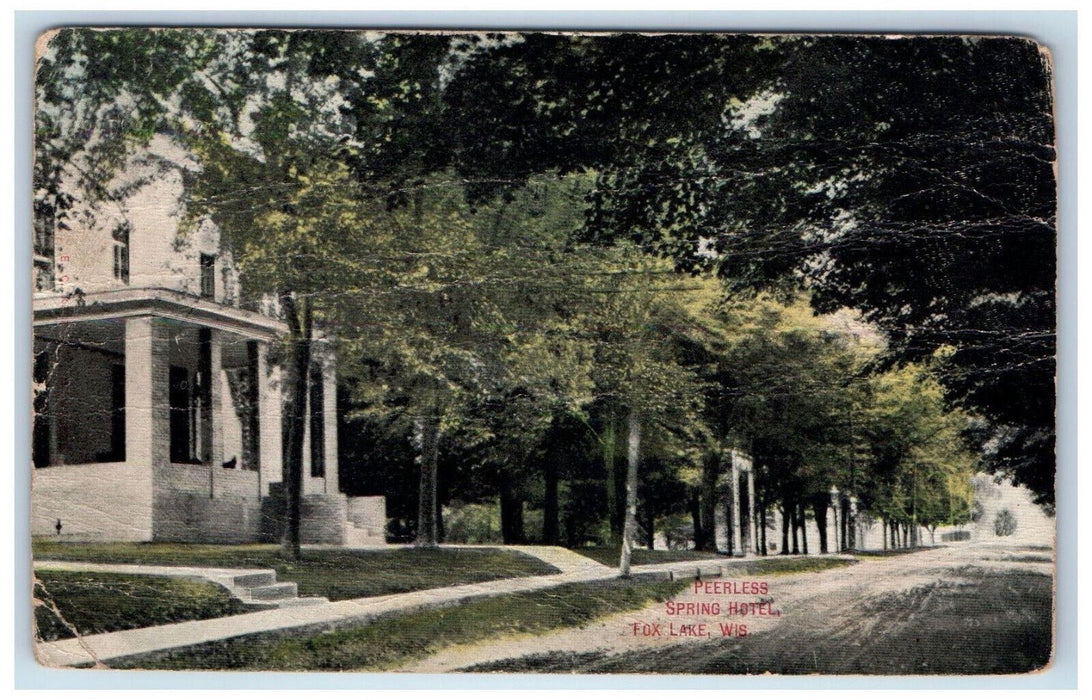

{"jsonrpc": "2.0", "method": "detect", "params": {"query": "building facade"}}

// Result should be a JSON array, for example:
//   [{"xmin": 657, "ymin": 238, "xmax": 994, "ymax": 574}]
[{"xmin": 31, "ymin": 137, "xmax": 385, "ymax": 545}]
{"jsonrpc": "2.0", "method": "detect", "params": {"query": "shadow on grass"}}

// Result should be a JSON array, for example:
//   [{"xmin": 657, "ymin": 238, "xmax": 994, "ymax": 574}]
[{"xmin": 573, "ymin": 546, "xmax": 725, "ymax": 567}]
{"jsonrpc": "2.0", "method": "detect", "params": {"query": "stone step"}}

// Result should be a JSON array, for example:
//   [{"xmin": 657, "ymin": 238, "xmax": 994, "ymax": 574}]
[
  {"xmin": 244, "ymin": 581, "xmax": 299, "ymax": 601},
  {"xmin": 667, "ymin": 565, "xmax": 725, "ymax": 581},
  {"xmin": 227, "ymin": 571, "xmax": 278, "ymax": 589},
  {"xmin": 275, "ymin": 596, "xmax": 330, "ymax": 608}
]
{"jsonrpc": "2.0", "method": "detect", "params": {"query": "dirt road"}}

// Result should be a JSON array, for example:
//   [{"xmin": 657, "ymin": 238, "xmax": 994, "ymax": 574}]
[{"xmin": 400, "ymin": 538, "xmax": 1053, "ymax": 675}]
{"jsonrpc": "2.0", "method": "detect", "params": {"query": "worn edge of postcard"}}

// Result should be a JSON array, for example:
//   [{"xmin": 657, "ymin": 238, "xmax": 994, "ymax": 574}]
[{"xmin": 29, "ymin": 26, "xmax": 1058, "ymax": 677}]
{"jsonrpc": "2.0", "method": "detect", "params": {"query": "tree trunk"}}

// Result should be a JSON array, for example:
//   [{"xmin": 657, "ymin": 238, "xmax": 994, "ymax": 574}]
[
  {"xmin": 725, "ymin": 495, "xmax": 735, "ymax": 556},
  {"xmin": 414, "ymin": 410, "xmax": 440, "ymax": 547},
  {"xmin": 780, "ymin": 504, "xmax": 790, "ymax": 555},
  {"xmin": 279, "ymin": 293, "xmax": 311, "ymax": 562},
  {"xmin": 435, "ymin": 486, "xmax": 445, "ymax": 544},
  {"xmin": 841, "ymin": 499, "xmax": 849, "ymax": 551},
  {"xmin": 499, "ymin": 477, "xmax": 525, "ymax": 544},
  {"xmin": 798, "ymin": 501, "xmax": 809, "ymax": 555},
  {"xmin": 644, "ymin": 511, "xmax": 656, "ymax": 550},
  {"xmin": 619, "ymin": 412, "xmax": 641, "ymax": 577},
  {"xmin": 543, "ymin": 457, "xmax": 560, "ymax": 545},
  {"xmin": 790, "ymin": 499, "xmax": 800, "ymax": 554},
  {"xmin": 882, "ymin": 518, "xmax": 888, "ymax": 551},
  {"xmin": 812, "ymin": 493, "xmax": 829, "ymax": 554},
  {"xmin": 690, "ymin": 489, "xmax": 704, "ymax": 551},
  {"xmin": 759, "ymin": 500, "xmax": 768, "ymax": 555},
  {"xmin": 698, "ymin": 450, "xmax": 719, "ymax": 551}
]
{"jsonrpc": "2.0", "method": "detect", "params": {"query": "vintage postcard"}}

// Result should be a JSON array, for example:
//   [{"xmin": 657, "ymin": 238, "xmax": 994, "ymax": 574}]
[{"xmin": 30, "ymin": 27, "xmax": 1057, "ymax": 676}]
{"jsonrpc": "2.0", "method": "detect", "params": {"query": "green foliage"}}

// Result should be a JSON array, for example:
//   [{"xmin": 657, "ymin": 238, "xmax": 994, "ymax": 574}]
[
  {"xmin": 33, "ymin": 30, "xmax": 1011, "ymax": 548},
  {"xmin": 862, "ymin": 362, "xmax": 978, "ymax": 528},
  {"xmin": 442, "ymin": 502, "xmax": 503, "ymax": 544},
  {"xmin": 446, "ymin": 33, "xmax": 1055, "ymax": 507}
]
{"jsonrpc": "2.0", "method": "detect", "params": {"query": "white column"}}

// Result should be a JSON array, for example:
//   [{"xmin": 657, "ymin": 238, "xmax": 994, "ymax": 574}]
[
  {"xmin": 829, "ymin": 500, "xmax": 840, "ymax": 553},
  {"xmin": 301, "ymin": 371, "xmax": 312, "ymax": 491},
  {"xmin": 125, "ymin": 316, "xmax": 169, "ymax": 470},
  {"xmin": 256, "ymin": 342, "xmax": 283, "ymax": 496},
  {"xmin": 747, "ymin": 466, "xmax": 757, "ymax": 555},
  {"xmin": 322, "ymin": 353, "xmax": 339, "ymax": 494},
  {"xmin": 206, "ymin": 329, "xmax": 224, "ymax": 498},
  {"xmin": 731, "ymin": 453, "xmax": 742, "ymax": 557}
]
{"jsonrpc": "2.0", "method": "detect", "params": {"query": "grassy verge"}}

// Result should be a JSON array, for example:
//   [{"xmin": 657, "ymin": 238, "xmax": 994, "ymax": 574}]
[
  {"xmin": 722, "ymin": 557, "xmax": 856, "ymax": 576},
  {"xmin": 34, "ymin": 570, "xmax": 254, "ymax": 642},
  {"xmin": 32, "ymin": 541, "xmax": 558, "ymax": 601},
  {"xmin": 573, "ymin": 546, "xmax": 726, "ymax": 567},
  {"xmin": 112, "ymin": 578, "xmax": 689, "ymax": 671},
  {"xmin": 573, "ymin": 548, "xmax": 858, "ymax": 574},
  {"xmin": 853, "ymin": 546, "xmax": 937, "ymax": 559}
]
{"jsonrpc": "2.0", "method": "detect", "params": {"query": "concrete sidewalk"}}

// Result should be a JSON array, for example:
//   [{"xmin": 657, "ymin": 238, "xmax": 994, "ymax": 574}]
[{"xmin": 34, "ymin": 551, "xmax": 840, "ymax": 668}]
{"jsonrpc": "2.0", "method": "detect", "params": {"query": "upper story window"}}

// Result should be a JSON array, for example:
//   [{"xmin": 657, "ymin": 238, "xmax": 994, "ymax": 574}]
[
  {"xmin": 111, "ymin": 222, "xmax": 130, "ymax": 284},
  {"xmin": 200, "ymin": 253, "xmax": 216, "ymax": 299}
]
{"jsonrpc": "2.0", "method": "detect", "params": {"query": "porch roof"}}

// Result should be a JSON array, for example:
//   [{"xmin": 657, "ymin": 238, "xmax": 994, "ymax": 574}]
[{"xmin": 33, "ymin": 287, "xmax": 288, "ymax": 342}]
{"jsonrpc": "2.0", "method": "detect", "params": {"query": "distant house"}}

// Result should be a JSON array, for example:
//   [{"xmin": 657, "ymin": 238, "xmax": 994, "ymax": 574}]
[{"xmin": 31, "ymin": 137, "xmax": 384, "ymax": 545}]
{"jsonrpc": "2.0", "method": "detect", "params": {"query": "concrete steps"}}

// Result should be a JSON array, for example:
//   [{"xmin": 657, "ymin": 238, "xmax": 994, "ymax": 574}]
[
  {"xmin": 246, "ymin": 582, "xmax": 300, "ymax": 602},
  {"xmin": 204, "ymin": 570, "xmax": 326, "ymax": 607},
  {"xmin": 36, "ymin": 561, "xmax": 327, "ymax": 609}
]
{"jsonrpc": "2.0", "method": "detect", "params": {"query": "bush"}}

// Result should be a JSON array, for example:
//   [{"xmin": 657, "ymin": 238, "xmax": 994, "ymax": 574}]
[
  {"xmin": 443, "ymin": 502, "xmax": 502, "ymax": 544},
  {"xmin": 994, "ymin": 509, "xmax": 1018, "ymax": 537}
]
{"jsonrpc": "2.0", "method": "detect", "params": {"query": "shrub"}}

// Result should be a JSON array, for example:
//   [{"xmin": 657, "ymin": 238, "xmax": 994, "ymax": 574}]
[{"xmin": 994, "ymin": 509, "xmax": 1018, "ymax": 537}]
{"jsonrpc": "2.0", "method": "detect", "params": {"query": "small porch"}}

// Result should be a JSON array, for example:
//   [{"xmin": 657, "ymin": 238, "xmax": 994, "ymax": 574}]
[{"xmin": 30, "ymin": 288, "xmax": 322, "ymax": 542}]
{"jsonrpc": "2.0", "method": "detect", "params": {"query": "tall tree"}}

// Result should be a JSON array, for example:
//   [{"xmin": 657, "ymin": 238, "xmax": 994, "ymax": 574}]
[{"xmin": 444, "ymin": 34, "xmax": 1056, "ymax": 507}]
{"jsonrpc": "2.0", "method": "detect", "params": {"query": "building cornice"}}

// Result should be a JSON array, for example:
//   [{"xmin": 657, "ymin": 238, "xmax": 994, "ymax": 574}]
[{"xmin": 33, "ymin": 287, "xmax": 288, "ymax": 342}]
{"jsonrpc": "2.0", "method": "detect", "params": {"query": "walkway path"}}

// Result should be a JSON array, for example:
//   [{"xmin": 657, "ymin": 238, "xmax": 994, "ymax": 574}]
[{"xmin": 33, "ymin": 549, "xmax": 827, "ymax": 668}]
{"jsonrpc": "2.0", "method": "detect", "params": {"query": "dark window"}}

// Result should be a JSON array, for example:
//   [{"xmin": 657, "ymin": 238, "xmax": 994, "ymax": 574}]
[
  {"xmin": 109, "ymin": 364, "xmax": 126, "ymax": 461},
  {"xmin": 200, "ymin": 253, "xmax": 216, "ymax": 299},
  {"xmin": 112, "ymin": 223, "xmax": 130, "ymax": 284},
  {"xmin": 245, "ymin": 341, "xmax": 261, "ymax": 471},
  {"xmin": 169, "ymin": 365, "xmax": 193, "ymax": 463}
]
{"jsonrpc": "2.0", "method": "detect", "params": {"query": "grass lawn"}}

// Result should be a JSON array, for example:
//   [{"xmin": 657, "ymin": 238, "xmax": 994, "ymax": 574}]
[
  {"xmin": 574, "ymin": 546, "xmax": 727, "ymax": 567},
  {"xmin": 34, "ymin": 570, "xmax": 254, "ymax": 642},
  {"xmin": 32, "ymin": 541, "xmax": 559, "ymax": 601},
  {"xmin": 853, "ymin": 546, "xmax": 937, "ymax": 559},
  {"xmin": 112, "ymin": 577, "xmax": 689, "ymax": 671},
  {"xmin": 573, "ymin": 547, "xmax": 858, "ymax": 576},
  {"xmin": 728, "ymin": 557, "xmax": 857, "ymax": 576}
]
